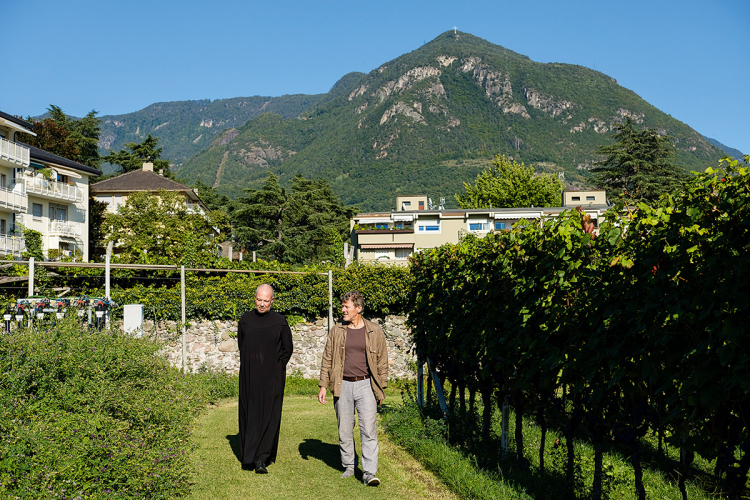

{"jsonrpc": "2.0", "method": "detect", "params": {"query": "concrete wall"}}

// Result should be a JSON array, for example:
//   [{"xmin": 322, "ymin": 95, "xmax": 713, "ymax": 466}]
[{"xmin": 148, "ymin": 316, "xmax": 416, "ymax": 380}]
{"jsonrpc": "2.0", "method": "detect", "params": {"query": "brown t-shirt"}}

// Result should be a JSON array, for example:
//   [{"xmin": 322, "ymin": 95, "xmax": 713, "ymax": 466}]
[{"xmin": 343, "ymin": 325, "xmax": 368, "ymax": 378}]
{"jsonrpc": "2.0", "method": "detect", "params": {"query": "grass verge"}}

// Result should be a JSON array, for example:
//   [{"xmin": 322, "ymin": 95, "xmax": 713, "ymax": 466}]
[{"xmin": 382, "ymin": 384, "xmax": 727, "ymax": 500}]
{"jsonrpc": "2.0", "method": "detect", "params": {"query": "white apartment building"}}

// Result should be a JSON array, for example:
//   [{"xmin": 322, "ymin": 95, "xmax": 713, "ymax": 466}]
[{"xmin": 0, "ymin": 110, "xmax": 101, "ymax": 260}]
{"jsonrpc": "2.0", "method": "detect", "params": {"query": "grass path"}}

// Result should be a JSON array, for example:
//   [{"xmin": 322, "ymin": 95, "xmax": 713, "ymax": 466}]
[{"xmin": 186, "ymin": 396, "xmax": 457, "ymax": 500}]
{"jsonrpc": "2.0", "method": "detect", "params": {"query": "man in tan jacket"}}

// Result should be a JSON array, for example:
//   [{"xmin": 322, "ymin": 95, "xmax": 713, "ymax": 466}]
[{"xmin": 318, "ymin": 290, "xmax": 388, "ymax": 486}]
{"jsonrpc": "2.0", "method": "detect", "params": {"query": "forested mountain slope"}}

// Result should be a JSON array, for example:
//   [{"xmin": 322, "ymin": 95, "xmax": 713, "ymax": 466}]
[
  {"xmin": 175, "ymin": 31, "xmax": 725, "ymax": 210},
  {"xmin": 96, "ymin": 94, "xmax": 329, "ymax": 169}
]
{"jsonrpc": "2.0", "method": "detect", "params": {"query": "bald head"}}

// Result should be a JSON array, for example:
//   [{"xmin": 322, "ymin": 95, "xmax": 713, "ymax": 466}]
[{"xmin": 255, "ymin": 284, "xmax": 274, "ymax": 313}]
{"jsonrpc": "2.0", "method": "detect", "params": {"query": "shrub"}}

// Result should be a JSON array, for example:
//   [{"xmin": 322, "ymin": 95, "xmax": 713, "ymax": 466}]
[{"xmin": 0, "ymin": 316, "xmax": 236, "ymax": 498}]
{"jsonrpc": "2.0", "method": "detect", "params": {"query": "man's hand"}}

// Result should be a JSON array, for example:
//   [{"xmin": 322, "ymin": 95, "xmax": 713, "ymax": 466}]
[{"xmin": 318, "ymin": 387, "xmax": 327, "ymax": 404}]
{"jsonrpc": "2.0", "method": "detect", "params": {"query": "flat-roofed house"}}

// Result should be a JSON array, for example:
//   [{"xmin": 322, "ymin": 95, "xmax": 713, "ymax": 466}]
[{"xmin": 351, "ymin": 191, "xmax": 608, "ymax": 265}]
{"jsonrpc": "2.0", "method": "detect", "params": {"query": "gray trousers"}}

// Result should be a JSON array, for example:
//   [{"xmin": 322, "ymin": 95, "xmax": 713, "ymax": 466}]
[{"xmin": 334, "ymin": 379, "xmax": 378, "ymax": 474}]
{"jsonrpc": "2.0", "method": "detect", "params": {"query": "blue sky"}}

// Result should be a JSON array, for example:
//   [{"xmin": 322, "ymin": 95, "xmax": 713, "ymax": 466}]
[{"xmin": 3, "ymin": 0, "xmax": 748, "ymax": 155}]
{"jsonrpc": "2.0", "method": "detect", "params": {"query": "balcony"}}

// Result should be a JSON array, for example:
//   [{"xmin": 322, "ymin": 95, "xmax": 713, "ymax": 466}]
[
  {"xmin": 48, "ymin": 221, "xmax": 82, "ymax": 238},
  {"xmin": 0, "ymin": 137, "xmax": 30, "ymax": 167},
  {"xmin": 0, "ymin": 233, "xmax": 24, "ymax": 257},
  {"xmin": 24, "ymin": 176, "xmax": 84, "ymax": 203},
  {"xmin": 0, "ymin": 184, "xmax": 27, "ymax": 212}
]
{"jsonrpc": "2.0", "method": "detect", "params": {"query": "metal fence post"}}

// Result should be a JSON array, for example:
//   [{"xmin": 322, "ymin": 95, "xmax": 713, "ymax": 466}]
[
  {"xmin": 28, "ymin": 257, "xmax": 34, "ymax": 297},
  {"xmin": 328, "ymin": 270, "xmax": 333, "ymax": 332},
  {"xmin": 181, "ymin": 265, "xmax": 187, "ymax": 373}
]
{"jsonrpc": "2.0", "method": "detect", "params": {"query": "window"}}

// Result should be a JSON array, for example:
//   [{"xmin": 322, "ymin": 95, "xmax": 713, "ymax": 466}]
[
  {"xmin": 395, "ymin": 248, "xmax": 411, "ymax": 259},
  {"xmin": 0, "ymin": 174, "xmax": 6, "ymax": 189},
  {"xmin": 375, "ymin": 223, "xmax": 390, "ymax": 229},
  {"xmin": 469, "ymin": 222, "xmax": 490, "ymax": 232},
  {"xmin": 373, "ymin": 249, "xmax": 391, "ymax": 260},
  {"xmin": 586, "ymin": 196, "xmax": 595, "ymax": 201},
  {"xmin": 114, "ymin": 195, "xmax": 123, "ymax": 211},
  {"xmin": 32, "ymin": 203, "xmax": 43, "ymax": 219},
  {"xmin": 401, "ymin": 201, "xmax": 411, "ymax": 210},
  {"xmin": 49, "ymin": 203, "xmax": 67, "ymax": 222},
  {"xmin": 96, "ymin": 195, "xmax": 111, "ymax": 206},
  {"xmin": 0, "ymin": 219, "xmax": 5, "ymax": 235},
  {"xmin": 417, "ymin": 220, "xmax": 440, "ymax": 232},
  {"xmin": 57, "ymin": 173, "xmax": 69, "ymax": 183},
  {"xmin": 494, "ymin": 221, "xmax": 506, "ymax": 230},
  {"xmin": 418, "ymin": 201, "xmax": 425, "ymax": 210},
  {"xmin": 572, "ymin": 196, "xmax": 581, "ymax": 201}
]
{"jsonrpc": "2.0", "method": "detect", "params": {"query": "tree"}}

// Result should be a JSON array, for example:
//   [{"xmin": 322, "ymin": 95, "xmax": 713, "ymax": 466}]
[
  {"xmin": 17, "ymin": 105, "xmax": 102, "ymax": 168},
  {"xmin": 454, "ymin": 154, "xmax": 563, "ymax": 209},
  {"xmin": 591, "ymin": 117, "xmax": 687, "ymax": 202},
  {"xmin": 232, "ymin": 173, "xmax": 355, "ymax": 264},
  {"xmin": 88, "ymin": 194, "xmax": 109, "ymax": 261},
  {"xmin": 102, "ymin": 134, "xmax": 173, "ymax": 177},
  {"xmin": 103, "ymin": 190, "xmax": 231, "ymax": 267}
]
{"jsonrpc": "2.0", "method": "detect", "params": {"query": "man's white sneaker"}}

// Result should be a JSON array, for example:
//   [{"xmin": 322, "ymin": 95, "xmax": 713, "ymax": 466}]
[{"xmin": 363, "ymin": 472, "xmax": 380, "ymax": 486}]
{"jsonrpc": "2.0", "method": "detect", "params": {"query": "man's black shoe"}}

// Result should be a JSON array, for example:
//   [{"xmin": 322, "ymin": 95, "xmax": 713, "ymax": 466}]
[
  {"xmin": 241, "ymin": 463, "xmax": 254, "ymax": 471},
  {"xmin": 254, "ymin": 461, "xmax": 268, "ymax": 474}
]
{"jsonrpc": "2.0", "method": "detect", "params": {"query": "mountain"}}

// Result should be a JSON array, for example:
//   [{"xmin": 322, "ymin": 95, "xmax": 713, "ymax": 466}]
[
  {"xmin": 96, "ymin": 94, "xmax": 328, "ymax": 172},
  {"xmin": 173, "ymin": 31, "xmax": 726, "ymax": 211},
  {"xmin": 702, "ymin": 136, "xmax": 745, "ymax": 160}
]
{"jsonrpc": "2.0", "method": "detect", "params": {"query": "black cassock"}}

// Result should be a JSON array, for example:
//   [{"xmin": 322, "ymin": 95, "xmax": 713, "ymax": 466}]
[{"xmin": 238, "ymin": 309, "xmax": 293, "ymax": 466}]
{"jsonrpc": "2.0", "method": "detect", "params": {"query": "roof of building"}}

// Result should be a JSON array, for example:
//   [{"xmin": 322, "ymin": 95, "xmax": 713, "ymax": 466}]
[
  {"xmin": 23, "ymin": 143, "xmax": 102, "ymax": 176},
  {"xmin": 0, "ymin": 110, "xmax": 34, "ymax": 132},
  {"xmin": 90, "ymin": 169, "xmax": 200, "ymax": 201}
]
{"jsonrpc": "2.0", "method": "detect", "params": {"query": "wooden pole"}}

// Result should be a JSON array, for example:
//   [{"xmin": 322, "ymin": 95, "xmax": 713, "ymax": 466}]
[
  {"xmin": 417, "ymin": 360, "xmax": 424, "ymax": 408},
  {"xmin": 181, "ymin": 265, "xmax": 187, "ymax": 373}
]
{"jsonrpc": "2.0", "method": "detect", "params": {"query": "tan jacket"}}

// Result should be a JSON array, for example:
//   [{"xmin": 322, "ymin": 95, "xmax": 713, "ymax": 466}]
[{"xmin": 319, "ymin": 318, "xmax": 388, "ymax": 401}]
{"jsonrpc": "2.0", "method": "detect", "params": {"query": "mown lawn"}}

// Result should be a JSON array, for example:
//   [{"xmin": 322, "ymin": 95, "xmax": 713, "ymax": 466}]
[{"xmin": 186, "ymin": 394, "xmax": 456, "ymax": 500}]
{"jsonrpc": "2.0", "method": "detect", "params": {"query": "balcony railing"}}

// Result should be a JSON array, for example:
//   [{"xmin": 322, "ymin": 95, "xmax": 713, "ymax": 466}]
[
  {"xmin": 0, "ymin": 184, "xmax": 27, "ymax": 211},
  {"xmin": 48, "ymin": 221, "xmax": 82, "ymax": 238},
  {"xmin": 0, "ymin": 233, "xmax": 24, "ymax": 257},
  {"xmin": 0, "ymin": 136, "xmax": 30, "ymax": 167},
  {"xmin": 24, "ymin": 176, "xmax": 84, "ymax": 203}
]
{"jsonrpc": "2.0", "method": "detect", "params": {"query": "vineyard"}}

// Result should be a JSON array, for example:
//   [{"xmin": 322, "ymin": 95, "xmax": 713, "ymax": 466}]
[{"xmin": 408, "ymin": 157, "xmax": 750, "ymax": 500}]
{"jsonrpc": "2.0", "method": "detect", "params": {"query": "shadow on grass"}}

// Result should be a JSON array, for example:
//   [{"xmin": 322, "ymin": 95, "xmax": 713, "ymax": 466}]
[
  {"xmin": 226, "ymin": 434, "xmax": 242, "ymax": 463},
  {"xmin": 298, "ymin": 438, "xmax": 342, "ymax": 471}
]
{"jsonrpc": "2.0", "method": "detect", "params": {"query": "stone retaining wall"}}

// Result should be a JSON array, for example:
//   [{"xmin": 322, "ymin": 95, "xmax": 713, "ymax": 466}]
[{"xmin": 147, "ymin": 316, "xmax": 415, "ymax": 379}]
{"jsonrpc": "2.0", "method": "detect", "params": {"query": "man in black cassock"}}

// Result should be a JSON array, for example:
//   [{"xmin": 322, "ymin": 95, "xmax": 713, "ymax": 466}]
[{"xmin": 238, "ymin": 283, "xmax": 293, "ymax": 473}]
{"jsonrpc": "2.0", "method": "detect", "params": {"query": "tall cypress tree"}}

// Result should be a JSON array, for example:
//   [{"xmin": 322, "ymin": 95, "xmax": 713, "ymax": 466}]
[{"xmin": 591, "ymin": 117, "xmax": 687, "ymax": 203}]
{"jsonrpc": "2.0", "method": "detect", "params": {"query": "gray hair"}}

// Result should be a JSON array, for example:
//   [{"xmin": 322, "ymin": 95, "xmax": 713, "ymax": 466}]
[{"xmin": 341, "ymin": 290, "xmax": 364, "ymax": 311}]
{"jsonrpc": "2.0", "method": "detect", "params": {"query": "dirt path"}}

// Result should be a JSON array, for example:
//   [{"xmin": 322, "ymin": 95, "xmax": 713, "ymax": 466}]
[{"xmin": 186, "ymin": 396, "xmax": 457, "ymax": 500}]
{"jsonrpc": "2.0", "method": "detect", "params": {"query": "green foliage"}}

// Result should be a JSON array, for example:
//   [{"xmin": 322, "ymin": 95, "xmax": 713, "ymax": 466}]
[
  {"xmin": 108, "ymin": 264, "xmax": 409, "ymax": 323},
  {"xmin": 18, "ymin": 105, "xmax": 102, "ymax": 169},
  {"xmin": 101, "ymin": 134, "xmax": 173, "ymax": 177},
  {"xmin": 407, "ymin": 155, "xmax": 750, "ymax": 498},
  {"xmin": 455, "ymin": 154, "xmax": 563, "ymax": 208},
  {"xmin": 0, "ymin": 316, "xmax": 237, "ymax": 498},
  {"xmin": 88, "ymin": 193, "xmax": 109, "ymax": 262},
  {"xmin": 232, "ymin": 173, "xmax": 356, "ymax": 264},
  {"xmin": 97, "ymin": 94, "xmax": 327, "ymax": 171},
  {"xmin": 591, "ymin": 117, "xmax": 687, "ymax": 202},
  {"xmin": 104, "ymin": 190, "xmax": 231, "ymax": 267},
  {"xmin": 21, "ymin": 228, "xmax": 43, "ymax": 260}
]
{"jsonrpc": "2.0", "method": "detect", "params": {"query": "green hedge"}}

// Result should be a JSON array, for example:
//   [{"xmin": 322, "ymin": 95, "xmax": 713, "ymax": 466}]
[{"xmin": 110, "ymin": 264, "xmax": 410, "ymax": 322}]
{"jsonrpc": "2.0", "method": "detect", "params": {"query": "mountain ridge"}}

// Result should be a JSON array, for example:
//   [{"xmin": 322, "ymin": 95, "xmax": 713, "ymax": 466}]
[{"xmin": 176, "ymin": 31, "xmax": 726, "ymax": 210}]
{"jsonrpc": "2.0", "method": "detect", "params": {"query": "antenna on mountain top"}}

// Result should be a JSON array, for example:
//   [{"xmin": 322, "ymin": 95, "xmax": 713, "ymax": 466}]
[{"xmin": 453, "ymin": 26, "xmax": 457, "ymax": 34}]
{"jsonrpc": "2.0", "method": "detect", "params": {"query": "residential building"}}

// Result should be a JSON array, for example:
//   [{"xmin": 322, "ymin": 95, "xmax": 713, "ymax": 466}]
[
  {"xmin": 350, "ymin": 191, "xmax": 608, "ymax": 265},
  {"xmin": 0, "ymin": 110, "xmax": 101, "ymax": 260},
  {"xmin": 91, "ymin": 163, "xmax": 208, "ymax": 214}
]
